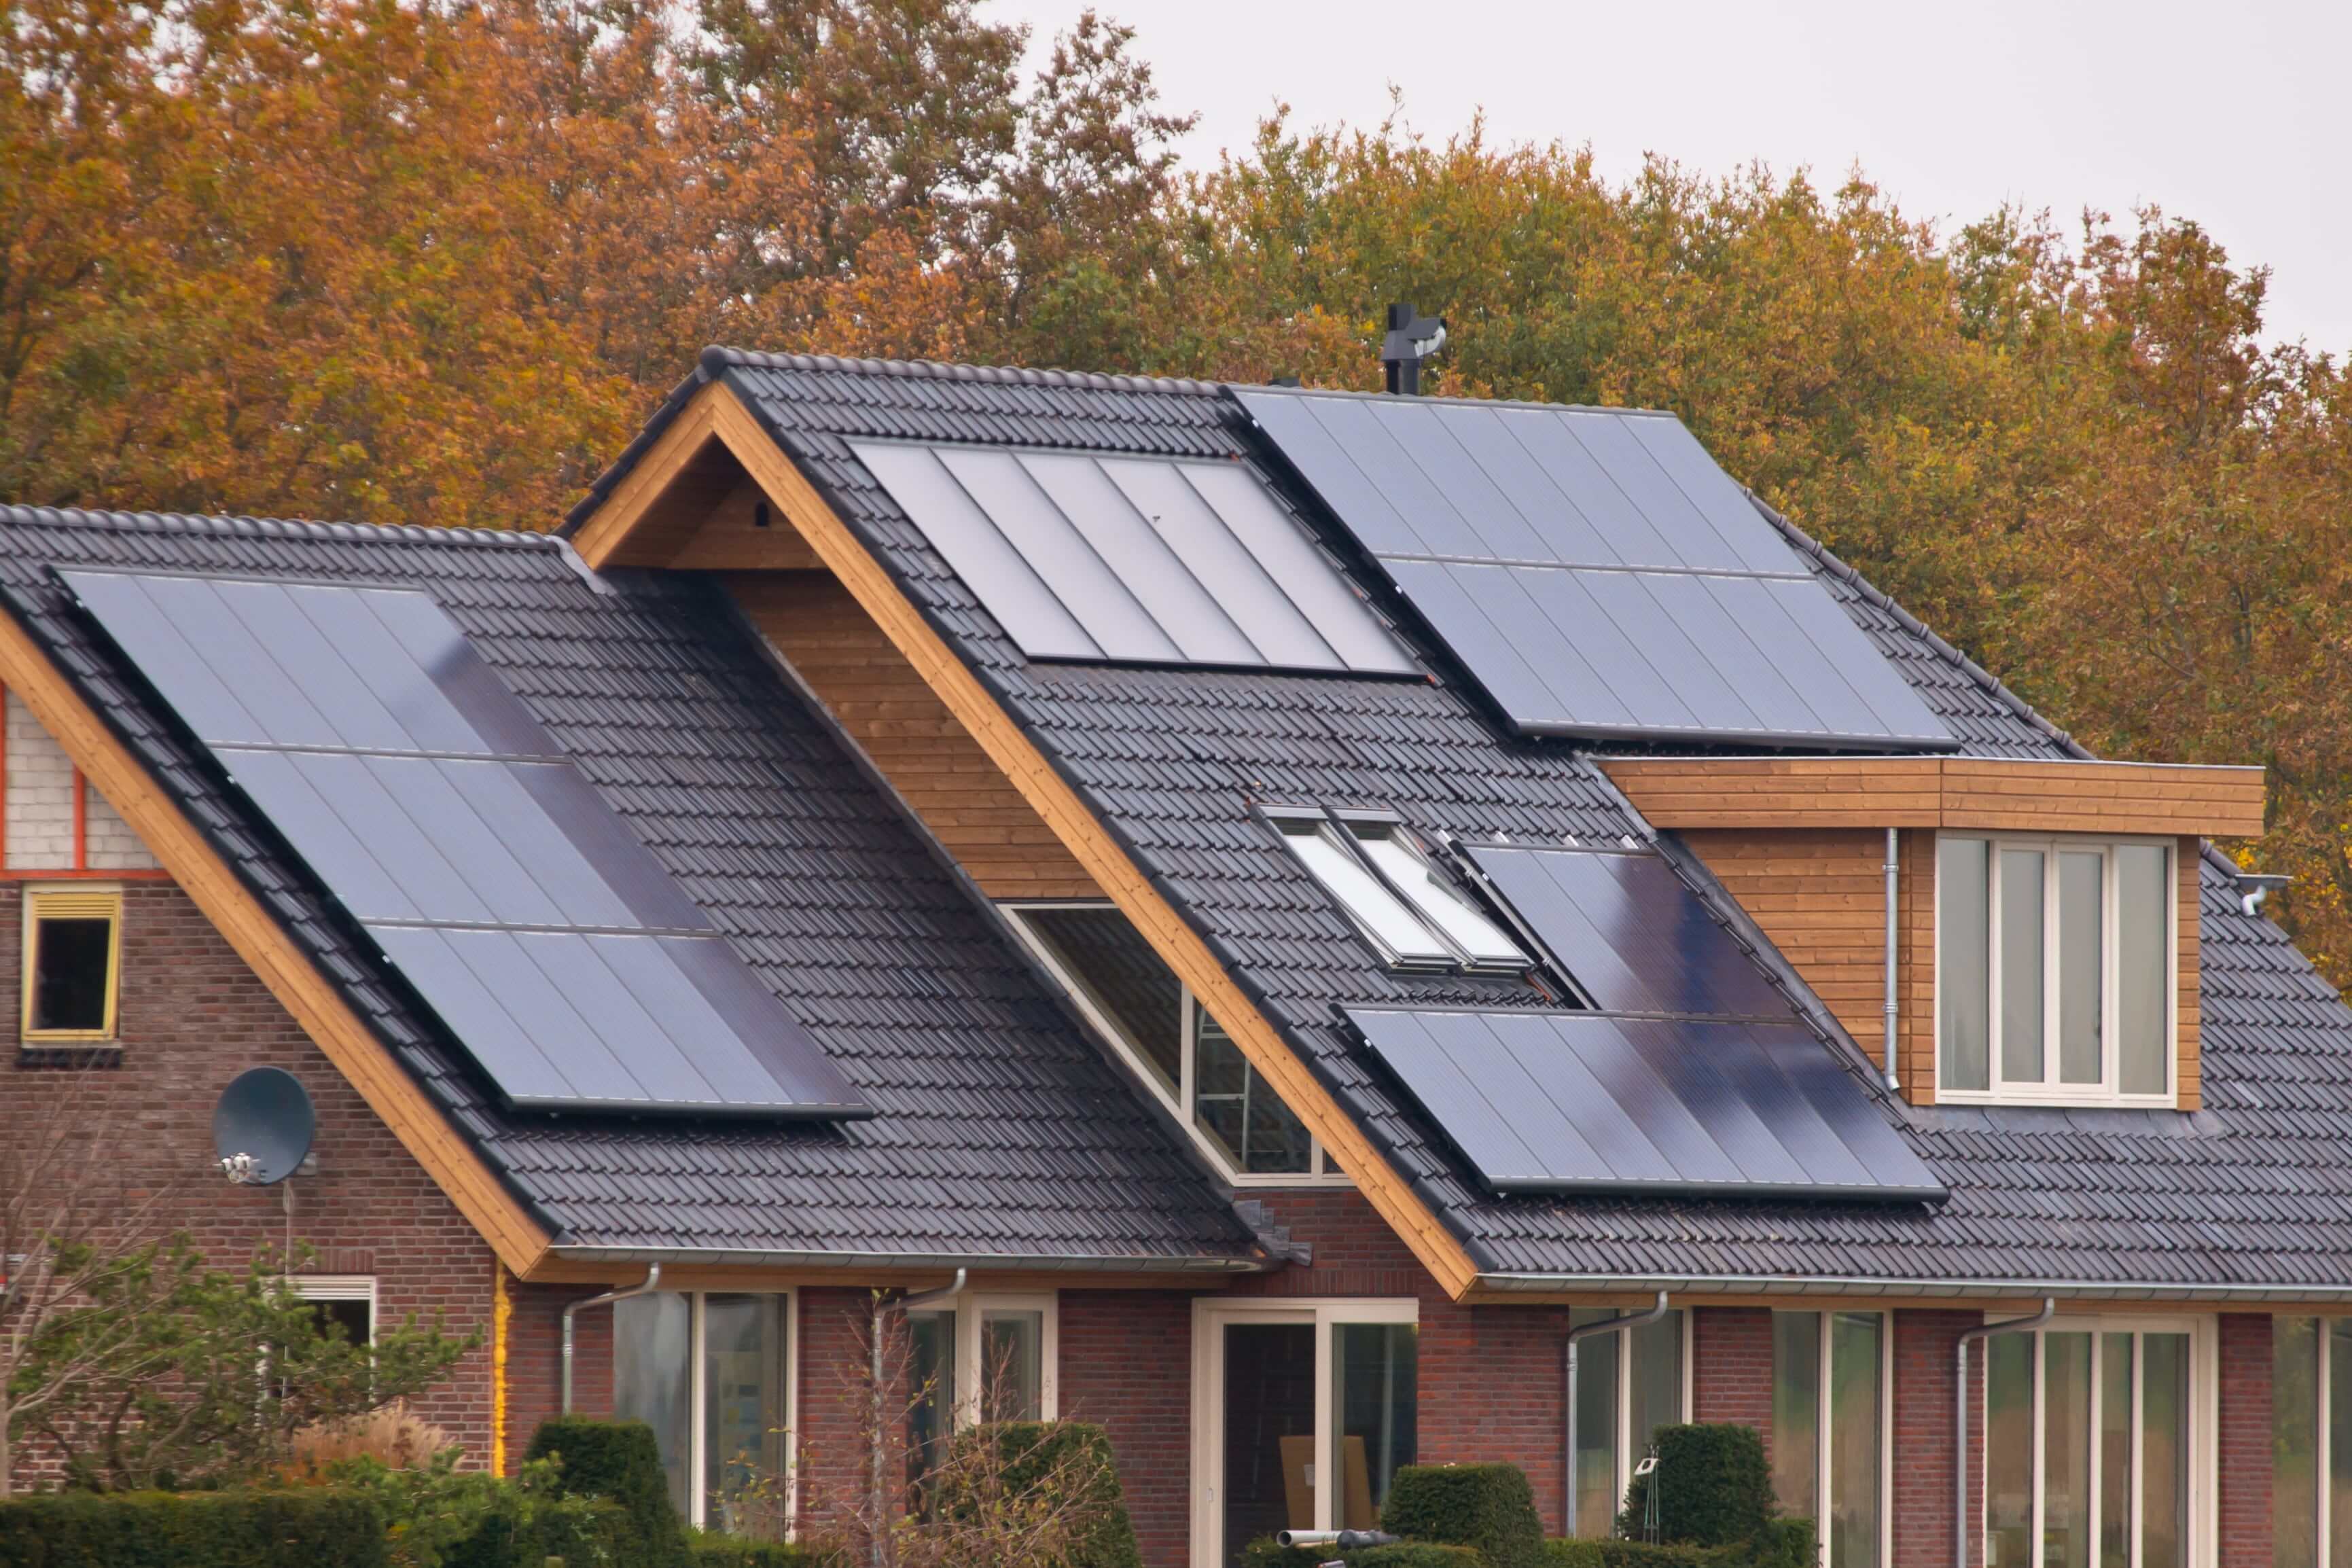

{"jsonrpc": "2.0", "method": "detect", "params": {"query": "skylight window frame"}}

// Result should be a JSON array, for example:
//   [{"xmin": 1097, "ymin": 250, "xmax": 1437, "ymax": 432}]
[{"xmin": 1263, "ymin": 806, "xmax": 1533, "ymax": 977}]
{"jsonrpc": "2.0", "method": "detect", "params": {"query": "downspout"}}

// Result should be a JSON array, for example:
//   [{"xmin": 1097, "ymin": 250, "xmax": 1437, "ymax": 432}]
[
  {"xmin": 1954, "ymin": 1298, "xmax": 2054, "ymax": 1568},
  {"xmin": 872, "ymin": 1270, "xmax": 967, "ymax": 1568},
  {"xmin": 1562, "ymin": 1291, "xmax": 1669, "ymax": 1537},
  {"xmin": 560, "ymin": 1263, "xmax": 661, "ymax": 1415},
  {"xmin": 1884, "ymin": 827, "xmax": 1901, "ymax": 1092}
]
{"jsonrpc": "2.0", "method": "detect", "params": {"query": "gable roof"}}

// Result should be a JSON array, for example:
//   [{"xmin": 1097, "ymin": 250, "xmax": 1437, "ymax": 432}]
[
  {"xmin": 0, "ymin": 503, "xmax": 1259, "ymax": 1272},
  {"xmin": 567, "ymin": 346, "xmax": 2352, "ymax": 1298}
]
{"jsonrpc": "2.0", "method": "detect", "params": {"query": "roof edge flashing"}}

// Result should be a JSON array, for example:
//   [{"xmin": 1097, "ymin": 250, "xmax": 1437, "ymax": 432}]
[
  {"xmin": 1472, "ymin": 1271, "xmax": 2352, "ymax": 1304},
  {"xmin": 548, "ymin": 1245, "xmax": 1269, "ymax": 1274}
]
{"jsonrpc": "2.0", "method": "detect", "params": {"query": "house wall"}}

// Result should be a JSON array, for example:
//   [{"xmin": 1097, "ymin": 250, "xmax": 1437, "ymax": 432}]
[{"xmin": 1, "ymin": 876, "xmax": 500, "ymax": 1486}]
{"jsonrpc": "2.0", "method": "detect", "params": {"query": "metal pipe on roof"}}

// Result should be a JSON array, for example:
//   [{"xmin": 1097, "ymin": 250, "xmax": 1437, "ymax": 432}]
[
  {"xmin": 1884, "ymin": 827, "xmax": 1901, "ymax": 1093},
  {"xmin": 560, "ymin": 1263, "xmax": 660, "ymax": 1415},
  {"xmin": 1955, "ymin": 1299, "xmax": 2054, "ymax": 1568},
  {"xmin": 1561, "ymin": 1290, "xmax": 1669, "ymax": 1537}
]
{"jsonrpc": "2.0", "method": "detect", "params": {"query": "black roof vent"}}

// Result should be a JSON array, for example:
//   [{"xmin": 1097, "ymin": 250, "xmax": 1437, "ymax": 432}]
[{"xmin": 1380, "ymin": 302, "xmax": 1447, "ymax": 395}]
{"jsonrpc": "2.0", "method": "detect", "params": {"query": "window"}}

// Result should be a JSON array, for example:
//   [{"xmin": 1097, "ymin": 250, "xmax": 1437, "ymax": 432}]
[
  {"xmin": 21, "ymin": 886, "xmax": 122, "ymax": 1041},
  {"xmin": 2274, "ymin": 1317, "xmax": 2352, "ymax": 1568},
  {"xmin": 1270, "ymin": 811, "xmax": 1530, "ymax": 974},
  {"xmin": 614, "ymin": 1289, "xmax": 793, "ymax": 1535},
  {"xmin": 1937, "ymin": 836, "xmax": 2173, "ymax": 1103},
  {"xmin": 1566, "ymin": 1308, "xmax": 1687, "ymax": 1538},
  {"xmin": 1007, "ymin": 904, "xmax": 1330, "ymax": 1179},
  {"xmin": 1982, "ymin": 1317, "xmax": 2201, "ymax": 1568},
  {"xmin": 291, "ymin": 1276, "xmax": 376, "ymax": 1347},
  {"xmin": 1772, "ymin": 1311, "xmax": 1887, "ymax": 1568},
  {"xmin": 1192, "ymin": 1298, "xmax": 1417, "ymax": 1568},
  {"xmin": 908, "ymin": 1289, "xmax": 1058, "ymax": 1467}
]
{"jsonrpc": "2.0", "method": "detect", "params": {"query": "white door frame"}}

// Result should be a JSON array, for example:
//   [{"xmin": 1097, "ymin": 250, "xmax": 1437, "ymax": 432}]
[{"xmin": 1190, "ymin": 1296, "xmax": 1419, "ymax": 1568}]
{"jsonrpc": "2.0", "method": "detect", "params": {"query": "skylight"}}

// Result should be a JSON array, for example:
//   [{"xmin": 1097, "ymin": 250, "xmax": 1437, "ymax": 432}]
[{"xmin": 1272, "ymin": 812, "xmax": 1530, "ymax": 974}]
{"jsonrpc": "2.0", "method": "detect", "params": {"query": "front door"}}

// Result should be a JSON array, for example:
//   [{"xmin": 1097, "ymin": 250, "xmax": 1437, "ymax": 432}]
[{"xmin": 1222, "ymin": 1321, "xmax": 1316, "ymax": 1563}]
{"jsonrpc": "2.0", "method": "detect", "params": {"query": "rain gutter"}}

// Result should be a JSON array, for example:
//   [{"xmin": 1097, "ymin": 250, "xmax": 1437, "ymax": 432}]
[{"xmin": 1472, "ymin": 1271, "xmax": 2352, "ymax": 1303}]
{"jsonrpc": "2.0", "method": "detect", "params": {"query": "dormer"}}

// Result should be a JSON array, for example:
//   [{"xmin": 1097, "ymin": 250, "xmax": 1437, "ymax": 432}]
[{"xmin": 1603, "ymin": 755, "xmax": 2266, "ymax": 1110}]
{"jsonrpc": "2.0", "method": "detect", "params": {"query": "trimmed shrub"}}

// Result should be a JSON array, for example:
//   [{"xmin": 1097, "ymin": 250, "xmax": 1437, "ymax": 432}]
[
  {"xmin": 0, "ymin": 1488, "xmax": 387, "ymax": 1568},
  {"xmin": 1539, "ymin": 1518, "xmax": 1815, "ymax": 1568},
  {"xmin": 1381, "ymin": 1464, "xmax": 1544, "ymax": 1568},
  {"xmin": 524, "ymin": 1415, "xmax": 689, "ymax": 1568},
  {"xmin": 688, "ymin": 1534, "xmax": 834, "ymax": 1567},
  {"xmin": 1614, "ymin": 1426, "xmax": 1772, "ymax": 1547},
  {"xmin": 1739, "ymin": 1517, "xmax": 1816, "ymax": 1568},
  {"xmin": 938, "ymin": 1421, "xmax": 1143, "ymax": 1568}
]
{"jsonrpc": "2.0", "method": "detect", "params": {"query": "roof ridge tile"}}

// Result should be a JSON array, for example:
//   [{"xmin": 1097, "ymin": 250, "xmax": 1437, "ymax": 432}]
[{"xmin": 0, "ymin": 502, "xmax": 556, "ymax": 550}]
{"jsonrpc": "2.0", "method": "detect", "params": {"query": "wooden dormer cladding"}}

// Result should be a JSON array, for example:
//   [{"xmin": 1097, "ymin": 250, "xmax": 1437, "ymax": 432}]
[
  {"xmin": 730, "ymin": 571, "xmax": 1103, "ymax": 900},
  {"xmin": 1604, "ymin": 756, "xmax": 2261, "ymax": 1110}
]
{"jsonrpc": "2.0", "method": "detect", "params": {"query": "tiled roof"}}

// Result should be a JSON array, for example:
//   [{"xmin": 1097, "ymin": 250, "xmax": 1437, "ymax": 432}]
[
  {"xmin": 675, "ymin": 348, "xmax": 2352, "ymax": 1294},
  {"xmin": 0, "ymin": 503, "xmax": 1258, "ymax": 1267}
]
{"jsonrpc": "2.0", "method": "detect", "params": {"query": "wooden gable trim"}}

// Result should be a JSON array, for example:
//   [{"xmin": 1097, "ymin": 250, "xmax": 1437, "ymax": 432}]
[
  {"xmin": 0, "ymin": 607, "xmax": 554, "ymax": 1278},
  {"xmin": 573, "ymin": 381, "xmax": 1484, "ymax": 1299},
  {"xmin": 1604, "ymin": 755, "xmax": 2266, "ymax": 838}
]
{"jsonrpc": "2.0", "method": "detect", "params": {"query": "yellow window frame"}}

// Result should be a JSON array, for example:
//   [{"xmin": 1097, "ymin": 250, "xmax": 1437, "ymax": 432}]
[{"xmin": 21, "ymin": 885, "xmax": 123, "ymax": 1041}]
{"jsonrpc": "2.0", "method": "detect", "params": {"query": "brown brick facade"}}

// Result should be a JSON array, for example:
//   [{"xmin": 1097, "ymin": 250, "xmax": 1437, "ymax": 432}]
[
  {"xmin": 2218, "ymin": 1313, "xmax": 2272, "ymax": 1568},
  {"xmin": 2, "ymin": 879, "xmax": 499, "ymax": 1483}
]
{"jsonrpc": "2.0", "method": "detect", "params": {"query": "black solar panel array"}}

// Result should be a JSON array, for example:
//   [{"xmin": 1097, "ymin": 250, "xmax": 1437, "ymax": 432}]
[
  {"xmin": 1233, "ymin": 387, "xmax": 1957, "ymax": 749},
  {"xmin": 849, "ymin": 440, "xmax": 1416, "ymax": 675},
  {"xmin": 1344, "ymin": 1008, "xmax": 1944, "ymax": 1200},
  {"xmin": 63, "ymin": 570, "xmax": 872, "ymax": 1120}
]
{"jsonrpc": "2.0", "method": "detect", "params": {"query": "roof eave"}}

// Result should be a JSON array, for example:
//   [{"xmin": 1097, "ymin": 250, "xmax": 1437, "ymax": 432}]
[
  {"xmin": 548, "ymin": 1244, "xmax": 1271, "ymax": 1275},
  {"xmin": 1473, "ymin": 1270, "xmax": 2352, "ymax": 1304}
]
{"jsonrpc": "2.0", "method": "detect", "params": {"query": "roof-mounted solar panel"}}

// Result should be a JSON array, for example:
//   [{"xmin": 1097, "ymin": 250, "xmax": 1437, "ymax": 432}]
[
  {"xmin": 62, "ymin": 569, "xmax": 871, "ymax": 1121},
  {"xmin": 1467, "ymin": 843, "xmax": 1794, "ymax": 1018},
  {"xmin": 849, "ymin": 440, "xmax": 1418, "ymax": 676},
  {"xmin": 1345, "ymin": 1006, "xmax": 1944, "ymax": 1201},
  {"xmin": 1232, "ymin": 387, "xmax": 1955, "ymax": 750}
]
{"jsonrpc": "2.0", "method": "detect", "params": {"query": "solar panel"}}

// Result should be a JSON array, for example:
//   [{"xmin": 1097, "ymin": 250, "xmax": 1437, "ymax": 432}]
[
  {"xmin": 1233, "ymin": 387, "xmax": 1955, "ymax": 749},
  {"xmin": 1346, "ymin": 1006, "xmax": 1944, "ymax": 1201},
  {"xmin": 63, "ymin": 570, "xmax": 870, "ymax": 1120},
  {"xmin": 849, "ymin": 440, "xmax": 1418, "ymax": 676},
  {"xmin": 1468, "ymin": 844, "xmax": 1792, "ymax": 1018}
]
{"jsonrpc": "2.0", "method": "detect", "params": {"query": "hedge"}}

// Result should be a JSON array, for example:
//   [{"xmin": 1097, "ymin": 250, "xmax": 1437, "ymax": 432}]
[
  {"xmin": 688, "ymin": 1535, "xmax": 833, "ymax": 1568},
  {"xmin": 1241, "ymin": 1542, "xmax": 1480, "ymax": 1568},
  {"xmin": 524, "ymin": 1416, "xmax": 689, "ymax": 1568},
  {"xmin": 1381, "ymin": 1465, "xmax": 1544, "ymax": 1568},
  {"xmin": 0, "ymin": 1488, "xmax": 387, "ymax": 1568},
  {"xmin": 1542, "ymin": 1517, "xmax": 1815, "ymax": 1568},
  {"xmin": 1614, "ymin": 1427, "xmax": 1772, "ymax": 1547}
]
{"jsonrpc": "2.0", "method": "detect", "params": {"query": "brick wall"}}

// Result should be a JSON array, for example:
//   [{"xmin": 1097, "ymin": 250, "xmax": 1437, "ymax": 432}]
[
  {"xmin": 0, "ymin": 691, "xmax": 158, "ymax": 871},
  {"xmin": 1063, "ymin": 1290, "xmax": 1194, "ymax": 1568},
  {"xmin": 1, "ymin": 878, "xmax": 499, "ymax": 1487},
  {"xmin": 1891, "ymin": 1310, "xmax": 1976, "ymax": 1568},
  {"xmin": 2218, "ymin": 1313, "xmax": 2272, "ymax": 1568}
]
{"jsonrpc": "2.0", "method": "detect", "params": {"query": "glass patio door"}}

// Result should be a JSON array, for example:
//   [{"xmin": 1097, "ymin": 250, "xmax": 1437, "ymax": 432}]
[{"xmin": 1194, "ymin": 1300, "xmax": 1420, "ymax": 1568}]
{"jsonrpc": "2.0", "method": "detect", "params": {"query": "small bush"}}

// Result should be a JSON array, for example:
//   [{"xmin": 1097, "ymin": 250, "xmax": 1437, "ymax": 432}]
[
  {"xmin": 325, "ymin": 1450, "xmax": 628, "ymax": 1568},
  {"xmin": 524, "ymin": 1416, "xmax": 689, "ymax": 1568},
  {"xmin": 0, "ymin": 1488, "xmax": 387, "ymax": 1568},
  {"xmin": 935, "ymin": 1420, "xmax": 1142, "ymax": 1568},
  {"xmin": 1539, "ymin": 1518, "xmax": 1815, "ymax": 1568},
  {"xmin": 1382, "ymin": 1464, "xmax": 1544, "ymax": 1568},
  {"xmin": 1614, "ymin": 1426, "xmax": 1772, "ymax": 1547},
  {"xmin": 1739, "ymin": 1517, "xmax": 1815, "ymax": 1568}
]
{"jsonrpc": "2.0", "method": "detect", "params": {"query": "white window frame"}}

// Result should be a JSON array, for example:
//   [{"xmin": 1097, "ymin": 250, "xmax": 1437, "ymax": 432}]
[
  {"xmin": 615, "ymin": 1289, "xmax": 800, "ymax": 1533},
  {"xmin": 1977, "ymin": 1311, "xmax": 2215, "ymax": 1568},
  {"xmin": 1003, "ymin": 902, "xmax": 1348, "ymax": 1187},
  {"xmin": 2272, "ymin": 1314, "xmax": 2352, "ymax": 1565},
  {"xmin": 1190, "ymin": 1296, "xmax": 1419, "ymax": 1568},
  {"xmin": 287, "ymin": 1274, "xmax": 376, "ymax": 1344},
  {"xmin": 1265, "ymin": 807, "xmax": 1531, "ymax": 976},
  {"xmin": 909, "ymin": 1287, "xmax": 1061, "ymax": 1427},
  {"xmin": 1566, "ymin": 1307, "xmax": 1694, "ymax": 1537},
  {"xmin": 1936, "ymin": 833, "xmax": 2178, "ymax": 1107},
  {"xmin": 1773, "ymin": 1308, "xmax": 1894, "ymax": 1568}
]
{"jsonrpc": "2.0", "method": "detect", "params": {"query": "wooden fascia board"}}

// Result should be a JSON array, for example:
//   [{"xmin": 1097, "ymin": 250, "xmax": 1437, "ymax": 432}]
[
  {"xmin": 569, "ymin": 387, "xmax": 723, "ymax": 571},
  {"xmin": 1603, "ymin": 755, "xmax": 2265, "ymax": 837},
  {"xmin": 672, "ymin": 381, "xmax": 1486, "ymax": 1300},
  {"xmin": 0, "ymin": 607, "xmax": 554, "ymax": 1279}
]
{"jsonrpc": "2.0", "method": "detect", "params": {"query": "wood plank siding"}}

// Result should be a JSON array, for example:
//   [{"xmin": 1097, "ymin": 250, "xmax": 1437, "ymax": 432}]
[
  {"xmin": 729, "ymin": 572, "xmax": 1105, "ymax": 902},
  {"xmin": 1605, "ymin": 755, "xmax": 2264, "ymax": 839}
]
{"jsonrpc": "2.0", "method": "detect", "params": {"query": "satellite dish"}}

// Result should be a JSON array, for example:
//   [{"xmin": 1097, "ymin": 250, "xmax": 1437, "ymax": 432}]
[{"xmin": 213, "ymin": 1067, "xmax": 315, "ymax": 1186}]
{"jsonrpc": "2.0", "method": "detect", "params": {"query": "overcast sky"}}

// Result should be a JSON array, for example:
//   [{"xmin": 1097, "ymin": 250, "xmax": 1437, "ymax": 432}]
[{"xmin": 999, "ymin": 0, "xmax": 2347, "ymax": 353}]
